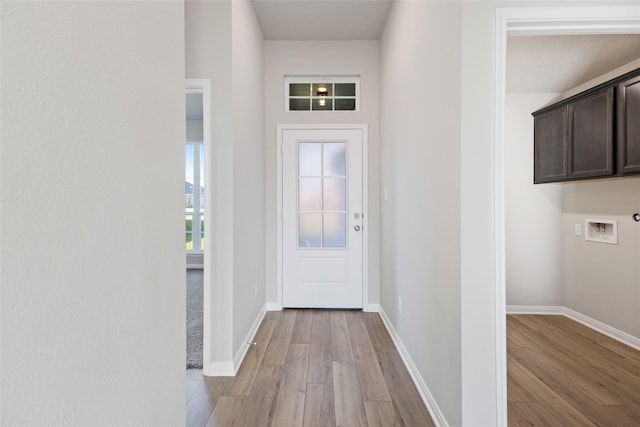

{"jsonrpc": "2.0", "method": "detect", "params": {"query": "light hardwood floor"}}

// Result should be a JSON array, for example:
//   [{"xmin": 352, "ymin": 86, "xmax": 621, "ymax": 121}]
[
  {"xmin": 186, "ymin": 309, "xmax": 435, "ymax": 427},
  {"xmin": 508, "ymin": 314, "xmax": 640, "ymax": 426}
]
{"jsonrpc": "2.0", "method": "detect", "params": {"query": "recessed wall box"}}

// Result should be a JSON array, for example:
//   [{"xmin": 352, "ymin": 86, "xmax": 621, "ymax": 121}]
[{"xmin": 585, "ymin": 219, "xmax": 618, "ymax": 244}]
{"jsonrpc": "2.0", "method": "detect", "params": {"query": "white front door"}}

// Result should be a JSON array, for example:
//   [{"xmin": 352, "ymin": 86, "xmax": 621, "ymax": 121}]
[{"xmin": 280, "ymin": 127, "xmax": 364, "ymax": 308}]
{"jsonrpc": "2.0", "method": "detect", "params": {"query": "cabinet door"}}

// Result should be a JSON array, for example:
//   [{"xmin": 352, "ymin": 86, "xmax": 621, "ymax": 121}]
[
  {"xmin": 534, "ymin": 106, "xmax": 567, "ymax": 183},
  {"xmin": 617, "ymin": 74, "xmax": 640, "ymax": 175},
  {"xmin": 567, "ymin": 87, "xmax": 614, "ymax": 180}
]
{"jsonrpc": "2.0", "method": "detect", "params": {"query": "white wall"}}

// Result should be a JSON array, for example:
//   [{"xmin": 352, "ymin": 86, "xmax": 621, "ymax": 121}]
[
  {"xmin": 460, "ymin": 3, "xmax": 506, "ymax": 422},
  {"xmin": 380, "ymin": 2, "xmax": 462, "ymax": 425},
  {"xmin": 264, "ymin": 41, "xmax": 381, "ymax": 308},
  {"xmin": 232, "ymin": 0, "xmax": 266, "ymax": 356},
  {"xmin": 186, "ymin": 0, "xmax": 266, "ymax": 371},
  {"xmin": 505, "ymin": 93, "xmax": 564, "ymax": 306},
  {"xmin": 1, "ymin": 1, "xmax": 185, "ymax": 425}
]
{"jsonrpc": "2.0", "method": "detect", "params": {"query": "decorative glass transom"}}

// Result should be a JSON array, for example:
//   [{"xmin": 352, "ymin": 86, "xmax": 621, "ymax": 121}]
[{"xmin": 285, "ymin": 76, "xmax": 360, "ymax": 112}]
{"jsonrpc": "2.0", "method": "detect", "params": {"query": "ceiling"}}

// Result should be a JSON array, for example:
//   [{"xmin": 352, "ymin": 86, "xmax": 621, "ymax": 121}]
[
  {"xmin": 506, "ymin": 34, "xmax": 640, "ymax": 93},
  {"xmin": 247, "ymin": 2, "xmax": 640, "ymax": 94},
  {"xmin": 251, "ymin": 0, "xmax": 392, "ymax": 40}
]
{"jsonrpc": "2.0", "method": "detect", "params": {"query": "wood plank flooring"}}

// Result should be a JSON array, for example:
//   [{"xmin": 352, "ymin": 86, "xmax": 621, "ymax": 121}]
[
  {"xmin": 186, "ymin": 310, "xmax": 435, "ymax": 427},
  {"xmin": 508, "ymin": 314, "xmax": 640, "ymax": 426}
]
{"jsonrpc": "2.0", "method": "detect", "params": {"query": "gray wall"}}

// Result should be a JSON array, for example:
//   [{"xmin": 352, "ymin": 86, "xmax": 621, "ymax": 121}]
[
  {"xmin": 186, "ymin": 0, "xmax": 266, "ymax": 371},
  {"xmin": 186, "ymin": 0, "xmax": 235, "ymax": 371},
  {"xmin": 380, "ymin": 2, "xmax": 462, "ymax": 425},
  {"xmin": 563, "ymin": 178, "xmax": 640, "ymax": 337},
  {"xmin": 561, "ymin": 58, "xmax": 640, "ymax": 338},
  {"xmin": 1, "ymin": 1, "xmax": 185, "ymax": 424},
  {"xmin": 232, "ymin": 0, "xmax": 267, "ymax": 357}
]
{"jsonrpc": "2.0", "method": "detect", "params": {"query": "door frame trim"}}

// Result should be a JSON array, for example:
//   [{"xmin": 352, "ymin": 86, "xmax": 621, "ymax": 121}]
[
  {"xmin": 186, "ymin": 78, "xmax": 212, "ymax": 371},
  {"xmin": 493, "ymin": 6, "xmax": 640, "ymax": 425},
  {"xmin": 276, "ymin": 124, "xmax": 369, "ymax": 310}
]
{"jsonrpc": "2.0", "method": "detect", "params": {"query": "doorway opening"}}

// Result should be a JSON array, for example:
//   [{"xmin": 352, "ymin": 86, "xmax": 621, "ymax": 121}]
[
  {"xmin": 185, "ymin": 80, "xmax": 211, "ymax": 370},
  {"xmin": 495, "ymin": 6, "xmax": 640, "ymax": 425}
]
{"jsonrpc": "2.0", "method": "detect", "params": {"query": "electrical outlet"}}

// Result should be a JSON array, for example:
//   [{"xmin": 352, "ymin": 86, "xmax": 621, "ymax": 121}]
[
  {"xmin": 398, "ymin": 296, "xmax": 402, "ymax": 314},
  {"xmin": 574, "ymin": 223, "xmax": 582, "ymax": 236},
  {"xmin": 254, "ymin": 282, "xmax": 258, "ymax": 297}
]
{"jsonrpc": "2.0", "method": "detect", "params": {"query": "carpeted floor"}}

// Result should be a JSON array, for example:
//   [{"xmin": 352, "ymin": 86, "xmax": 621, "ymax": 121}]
[{"xmin": 186, "ymin": 269, "xmax": 203, "ymax": 369}]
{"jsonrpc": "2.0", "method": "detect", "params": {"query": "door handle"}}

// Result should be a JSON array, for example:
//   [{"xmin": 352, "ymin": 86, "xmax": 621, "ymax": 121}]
[{"xmin": 354, "ymin": 225, "xmax": 361, "ymax": 231}]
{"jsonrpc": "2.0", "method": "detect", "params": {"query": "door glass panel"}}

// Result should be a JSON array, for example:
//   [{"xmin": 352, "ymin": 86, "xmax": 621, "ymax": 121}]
[
  {"xmin": 323, "ymin": 142, "xmax": 346, "ymax": 176},
  {"xmin": 299, "ymin": 142, "xmax": 322, "ymax": 176},
  {"xmin": 323, "ymin": 178, "xmax": 346, "ymax": 211},
  {"xmin": 299, "ymin": 178, "xmax": 322, "ymax": 211},
  {"xmin": 323, "ymin": 213, "xmax": 346, "ymax": 247},
  {"xmin": 299, "ymin": 213, "xmax": 322, "ymax": 247},
  {"xmin": 297, "ymin": 140, "xmax": 348, "ymax": 249}
]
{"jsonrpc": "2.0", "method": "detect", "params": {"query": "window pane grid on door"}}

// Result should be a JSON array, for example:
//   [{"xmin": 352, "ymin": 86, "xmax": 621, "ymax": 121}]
[{"xmin": 297, "ymin": 141, "xmax": 347, "ymax": 248}]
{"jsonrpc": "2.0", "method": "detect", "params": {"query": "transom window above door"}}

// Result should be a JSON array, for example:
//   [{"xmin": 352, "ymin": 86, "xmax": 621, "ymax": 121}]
[{"xmin": 285, "ymin": 76, "xmax": 360, "ymax": 112}]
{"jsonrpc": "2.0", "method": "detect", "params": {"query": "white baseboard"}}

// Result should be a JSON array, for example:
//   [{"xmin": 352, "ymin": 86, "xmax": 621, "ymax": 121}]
[
  {"xmin": 204, "ymin": 304, "xmax": 267, "ymax": 377},
  {"xmin": 233, "ymin": 304, "xmax": 267, "ymax": 374},
  {"xmin": 266, "ymin": 302, "xmax": 282, "ymax": 311},
  {"xmin": 506, "ymin": 305, "xmax": 563, "ymax": 315},
  {"xmin": 378, "ymin": 308, "xmax": 449, "ymax": 427},
  {"xmin": 205, "ymin": 361, "xmax": 234, "ymax": 376},
  {"xmin": 507, "ymin": 305, "xmax": 640, "ymax": 352},
  {"xmin": 364, "ymin": 304, "xmax": 380, "ymax": 312},
  {"xmin": 562, "ymin": 307, "xmax": 640, "ymax": 352}
]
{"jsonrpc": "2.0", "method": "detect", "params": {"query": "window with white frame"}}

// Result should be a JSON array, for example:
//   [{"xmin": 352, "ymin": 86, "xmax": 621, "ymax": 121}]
[
  {"xmin": 285, "ymin": 76, "xmax": 360, "ymax": 112},
  {"xmin": 186, "ymin": 91, "xmax": 205, "ymax": 253}
]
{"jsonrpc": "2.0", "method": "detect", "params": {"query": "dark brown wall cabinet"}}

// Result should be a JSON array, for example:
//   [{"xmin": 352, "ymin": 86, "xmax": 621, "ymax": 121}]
[
  {"xmin": 533, "ymin": 68, "xmax": 640, "ymax": 184},
  {"xmin": 567, "ymin": 87, "xmax": 614, "ymax": 180},
  {"xmin": 618, "ymin": 74, "xmax": 640, "ymax": 174},
  {"xmin": 533, "ymin": 105, "xmax": 567, "ymax": 183}
]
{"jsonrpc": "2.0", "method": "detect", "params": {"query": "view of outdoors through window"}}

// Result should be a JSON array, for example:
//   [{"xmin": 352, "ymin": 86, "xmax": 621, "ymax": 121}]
[{"xmin": 185, "ymin": 143, "xmax": 204, "ymax": 251}]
